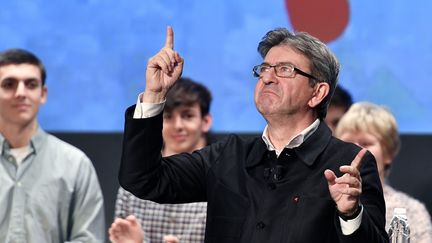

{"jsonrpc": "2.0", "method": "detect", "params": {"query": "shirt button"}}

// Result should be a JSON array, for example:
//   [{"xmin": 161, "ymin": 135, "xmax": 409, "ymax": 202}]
[
  {"xmin": 256, "ymin": 221, "xmax": 266, "ymax": 230},
  {"xmin": 293, "ymin": 196, "xmax": 300, "ymax": 204},
  {"xmin": 17, "ymin": 182, "xmax": 22, "ymax": 187}
]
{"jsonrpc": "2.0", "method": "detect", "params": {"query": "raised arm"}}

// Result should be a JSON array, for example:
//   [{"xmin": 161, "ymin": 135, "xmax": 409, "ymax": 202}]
[
  {"xmin": 143, "ymin": 26, "xmax": 184, "ymax": 103},
  {"xmin": 119, "ymin": 26, "xmax": 203, "ymax": 202}
]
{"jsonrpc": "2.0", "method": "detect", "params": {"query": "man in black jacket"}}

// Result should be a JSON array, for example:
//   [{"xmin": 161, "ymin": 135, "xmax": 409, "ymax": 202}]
[{"xmin": 118, "ymin": 26, "xmax": 389, "ymax": 243}]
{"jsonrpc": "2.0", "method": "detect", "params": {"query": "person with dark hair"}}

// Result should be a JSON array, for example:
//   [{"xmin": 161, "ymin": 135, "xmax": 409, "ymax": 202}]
[
  {"xmin": 110, "ymin": 77, "xmax": 212, "ymax": 243},
  {"xmin": 0, "ymin": 49, "xmax": 105, "ymax": 242},
  {"xmin": 325, "ymin": 85, "xmax": 353, "ymax": 133},
  {"xmin": 117, "ymin": 26, "xmax": 388, "ymax": 242},
  {"xmin": 161, "ymin": 77, "xmax": 213, "ymax": 156}
]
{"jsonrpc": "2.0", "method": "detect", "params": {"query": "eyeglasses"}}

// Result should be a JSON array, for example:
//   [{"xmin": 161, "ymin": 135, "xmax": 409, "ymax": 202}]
[{"xmin": 252, "ymin": 63, "xmax": 318, "ymax": 80}]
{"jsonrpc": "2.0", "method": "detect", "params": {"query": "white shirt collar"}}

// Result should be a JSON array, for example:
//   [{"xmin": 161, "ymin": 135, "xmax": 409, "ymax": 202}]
[{"xmin": 262, "ymin": 119, "xmax": 320, "ymax": 156}]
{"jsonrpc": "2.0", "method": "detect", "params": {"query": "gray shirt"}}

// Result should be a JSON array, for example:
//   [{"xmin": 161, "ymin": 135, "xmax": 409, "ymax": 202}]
[{"xmin": 0, "ymin": 128, "xmax": 105, "ymax": 243}]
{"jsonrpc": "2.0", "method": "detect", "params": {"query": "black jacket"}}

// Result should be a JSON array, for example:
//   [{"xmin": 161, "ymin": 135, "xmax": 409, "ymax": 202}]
[{"xmin": 119, "ymin": 106, "xmax": 389, "ymax": 243}]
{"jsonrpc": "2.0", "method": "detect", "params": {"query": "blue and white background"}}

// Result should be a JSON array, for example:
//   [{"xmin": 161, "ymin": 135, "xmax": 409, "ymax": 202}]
[{"xmin": 1, "ymin": 0, "xmax": 431, "ymax": 133}]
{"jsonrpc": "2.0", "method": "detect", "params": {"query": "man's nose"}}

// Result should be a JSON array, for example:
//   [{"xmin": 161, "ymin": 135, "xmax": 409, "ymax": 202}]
[
  {"xmin": 261, "ymin": 69, "xmax": 278, "ymax": 84},
  {"xmin": 15, "ymin": 81, "xmax": 27, "ymax": 97}
]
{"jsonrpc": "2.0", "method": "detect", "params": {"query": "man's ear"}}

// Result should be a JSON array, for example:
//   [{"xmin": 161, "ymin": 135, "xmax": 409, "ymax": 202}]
[
  {"xmin": 201, "ymin": 113, "xmax": 213, "ymax": 133},
  {"xmin": 308, "ymin": 82, "xmax": 329, "ymax": 108},
  {"xmin": 40, "ymin": 86, "xmax": 48, "ymax": 104}
]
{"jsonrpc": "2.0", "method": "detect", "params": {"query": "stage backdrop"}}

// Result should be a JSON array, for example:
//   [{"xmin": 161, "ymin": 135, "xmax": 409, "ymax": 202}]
[{"xmin": 1, "ymin": 0, "xmax": 431, "ymax": 133}]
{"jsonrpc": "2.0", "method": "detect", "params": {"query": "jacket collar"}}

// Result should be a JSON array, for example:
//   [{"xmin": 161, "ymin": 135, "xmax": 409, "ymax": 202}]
[
  {"xmin": 245, "ymin": 137, "xmax": 268, "ymax": 168},
  {"xmin": 294, "ymin": 121, "xmax": 332, "ymax": 166},
  {"xmin": 261, "ymin": 119, "xmax": 320, "ymax": 154},
  {"xmin": 245, "ymin": 121, "xmax": 332, "ymax": 168}
]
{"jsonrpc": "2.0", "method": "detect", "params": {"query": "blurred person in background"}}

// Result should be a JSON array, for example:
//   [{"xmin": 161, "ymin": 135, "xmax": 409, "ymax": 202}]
[
  {"xmin": 336, "ymin": 101, "xmax": 432, "ymax": 243},
  {"xmin": 324, "ymin": 85, "xmax": 352, "ymax": 133},
  {"xmin": 110, "ymin": 77, "xmax": 212, "ymax": 243}
]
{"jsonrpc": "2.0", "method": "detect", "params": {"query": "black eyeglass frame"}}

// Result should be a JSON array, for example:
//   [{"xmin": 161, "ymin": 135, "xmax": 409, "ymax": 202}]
[{"xmin": 252, "ymin": 63, "xmax": 319, "ymax": 81}]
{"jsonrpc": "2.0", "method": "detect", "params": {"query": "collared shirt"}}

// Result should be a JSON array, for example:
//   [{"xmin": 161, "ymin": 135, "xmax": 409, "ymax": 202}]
[
  {"xmin": 384, "ymin": 184, "xmax": 432, "ymax": 243},
  {"xmin": 133, "ymin": 97, "xmax": 363, "ymax": 236},
  {"xmin": 115, "ymin": 187, "xmax": 207, "ymax": 243},
  {"xmin": 9, "ymin": 145, "xmax": 31, "ymax": 166},
  {"xmin": 0, "ymin": 128, "xmax": 105, "ymax": 243},
  {"xmin": 261, "ymin": 119, "xmax": 320, "ymax": 156}
]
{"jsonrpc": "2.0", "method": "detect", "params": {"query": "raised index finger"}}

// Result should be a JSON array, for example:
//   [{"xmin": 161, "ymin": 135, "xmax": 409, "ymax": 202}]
[
  {"xmin": 165, "ymin": 26, "xmax": 174, "ymax": 49},
  {"xmin": 351, "ymin": 148, "xmax": 367, "ymax": 170}
]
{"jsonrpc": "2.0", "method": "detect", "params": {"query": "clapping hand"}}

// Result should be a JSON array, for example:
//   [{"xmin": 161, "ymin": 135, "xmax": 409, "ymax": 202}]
[{"xmin": 108, "ymin": 215, "xmax": 144, "ymax": 243}]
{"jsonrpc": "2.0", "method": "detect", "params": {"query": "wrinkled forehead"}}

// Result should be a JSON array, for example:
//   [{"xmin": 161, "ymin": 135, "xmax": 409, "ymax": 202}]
[{"xmin": 264, "ymin": 44, "xmax": 311, "ymax": 68}]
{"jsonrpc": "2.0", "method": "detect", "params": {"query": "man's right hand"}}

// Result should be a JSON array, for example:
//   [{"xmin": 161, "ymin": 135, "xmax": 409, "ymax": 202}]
[{"xmin": 143, "ymin": 26, "xmax": 184, "ymax": 103}]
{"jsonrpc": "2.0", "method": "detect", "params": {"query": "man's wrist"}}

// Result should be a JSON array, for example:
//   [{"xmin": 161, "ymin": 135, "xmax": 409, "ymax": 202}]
[
  {"xmin": 142, "ymin": 90, "xmax": 167, "ymax": 103},
  {"xmin": 338, "ymin": 204, "xmax": 362, "ymax": 221}
]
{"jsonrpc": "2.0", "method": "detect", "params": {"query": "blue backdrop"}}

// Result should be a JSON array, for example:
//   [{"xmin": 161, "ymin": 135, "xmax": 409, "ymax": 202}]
[{"xmin": 1, "ymin": 0, "xmax": 431, "ymax": 133}]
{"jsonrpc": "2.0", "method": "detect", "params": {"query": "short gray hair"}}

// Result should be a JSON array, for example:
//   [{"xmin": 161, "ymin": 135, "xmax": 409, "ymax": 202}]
[{"xmin": 257, "ymin": 28, "xmax": 340, "ymax": 119}]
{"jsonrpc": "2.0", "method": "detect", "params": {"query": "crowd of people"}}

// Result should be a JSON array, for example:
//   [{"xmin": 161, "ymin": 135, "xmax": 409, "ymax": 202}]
[{"xmin": 1, "ymin": 25, "xmax": 431, "ymax": 243}]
